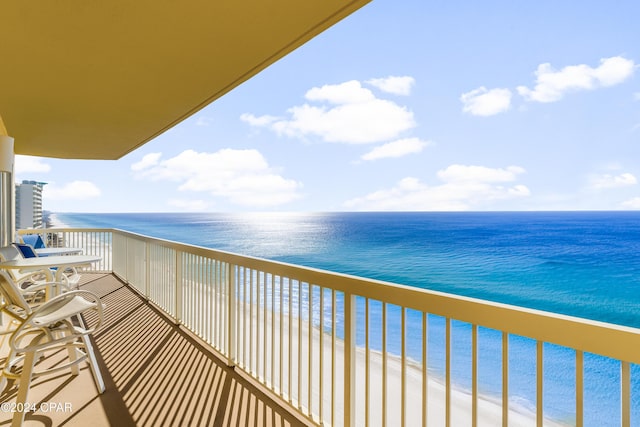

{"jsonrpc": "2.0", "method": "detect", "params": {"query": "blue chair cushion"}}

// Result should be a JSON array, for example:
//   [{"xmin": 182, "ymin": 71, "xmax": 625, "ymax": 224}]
[
  {"xmin": 14, "ymin": 243, "xmax": 38, "ymax": 258},
  {"xmin": 21, "ymin": 234, "xmax": 46, "ymax": 249}
]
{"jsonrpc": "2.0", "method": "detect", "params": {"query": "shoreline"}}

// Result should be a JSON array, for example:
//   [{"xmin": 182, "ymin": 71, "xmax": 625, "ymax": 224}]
[{"xmin": 45, "ymin": 212, "xmax": 70, "ymax": 228}]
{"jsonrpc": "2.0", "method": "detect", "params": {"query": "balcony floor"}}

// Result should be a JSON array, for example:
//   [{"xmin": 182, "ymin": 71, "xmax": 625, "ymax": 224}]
[{"xmin": 0, "ymin": 273, "xmax": 310, "ymax": 427}]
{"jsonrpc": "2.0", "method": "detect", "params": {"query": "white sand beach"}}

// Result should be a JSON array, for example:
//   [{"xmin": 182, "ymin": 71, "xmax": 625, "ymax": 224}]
[{"xmin": 230, "ymin": 298, "xmax": 570, "ymax": 427}]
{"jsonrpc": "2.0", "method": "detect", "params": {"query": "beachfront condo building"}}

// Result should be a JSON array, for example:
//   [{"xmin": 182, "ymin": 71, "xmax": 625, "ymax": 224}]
[{"xmin": 14, "ymin": 180, "xmax": 46, "ymax": 230}]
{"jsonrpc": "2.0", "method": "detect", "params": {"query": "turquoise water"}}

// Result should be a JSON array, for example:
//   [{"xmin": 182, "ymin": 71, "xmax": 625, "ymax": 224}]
[{"xmin": 53, "ymin": 211, "xmax": 640, "ymax": 425}]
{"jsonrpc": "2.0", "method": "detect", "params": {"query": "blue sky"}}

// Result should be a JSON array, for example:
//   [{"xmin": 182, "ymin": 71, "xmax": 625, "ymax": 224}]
[{"xmin": 15, "ymin": 0, "xmax": 640, "ymax": 213}]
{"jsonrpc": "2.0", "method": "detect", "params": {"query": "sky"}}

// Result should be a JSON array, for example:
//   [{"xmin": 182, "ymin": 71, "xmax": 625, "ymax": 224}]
[{"xmin": 14, "ymin": 0, "xmax": 640, "ymax": 213}]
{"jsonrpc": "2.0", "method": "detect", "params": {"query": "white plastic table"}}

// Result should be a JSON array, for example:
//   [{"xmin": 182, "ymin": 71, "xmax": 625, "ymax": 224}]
[
  {"xmin": 35, "ymin": 247, "xmax": 83, "ymax": 256},
  {"xmin": 0, "ymin": 254, "xmax": 101, "ymax": 282}
]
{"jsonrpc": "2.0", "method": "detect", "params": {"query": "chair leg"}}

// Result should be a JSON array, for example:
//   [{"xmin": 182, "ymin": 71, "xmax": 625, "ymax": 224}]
[
  {"xmin": 12, "ymin": 350, "xmax": 37, "ymax": 427},
  {"xmin": 66, "ymin": 342, "xmax": 80, "ymax": 376},
  {"xmin": 82, "ymin": 335, "xmax": 105, "ymax": 393}
]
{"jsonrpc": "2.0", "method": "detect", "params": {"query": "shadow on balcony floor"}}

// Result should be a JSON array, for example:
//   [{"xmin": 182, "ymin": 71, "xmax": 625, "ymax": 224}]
[{"xmin": 0, "ymin": 273, "xmax": 309, "ymax": 427}]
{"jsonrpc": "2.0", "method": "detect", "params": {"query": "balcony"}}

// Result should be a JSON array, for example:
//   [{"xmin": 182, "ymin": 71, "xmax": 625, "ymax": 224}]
[
  {"xmin": 1, "ymin": 272, "xmax": 308, "ymax": 427},
  {"xmin": 3, "ymin": 228, "xmax": 640, "ymax": 426}
]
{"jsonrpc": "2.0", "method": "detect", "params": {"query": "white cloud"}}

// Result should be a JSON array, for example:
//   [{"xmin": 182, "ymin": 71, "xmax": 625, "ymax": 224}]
[
  {"xmin": 243, "ymin": 79, "xmax": 416, "ymax": 144},
  {"xmin": 131, "ymin": 152, "xmax": 162, "ymax": 171},
  {"xmin": 240, "ymin": 113, "xmax": 279, "ymax": 127},
  {"xmin": 196, "ymin": 117, "xmax": 212, "ymax": 127},
  {"xmin": 306, "ymin": 80, "xmax": 375, "ymax": 104},
  {"xmin": 589, "ymin": 172, "xmax": 637, "ymax": 190},
  {"xmin": 14, "ymin": 155, "xmax": 51, "ymax": 174},
  {"xmin": 460, "ymin": 87, "xmax": 512, "ymax": 116},
  {"xmin": 167, "ymin": 199, "xmax": 210, "ymax": 212},
  {"xmin": 621, "ymin": 197, "xmax": 640, "ymax": 209},
  {"xmin": 133, "ymin": 149, "xmax": 302, "ymax": 207},
  {"xmin": 517, "ymin": 56, "xmax": 636, "ymax": 103},
  {"xmin": 44, "ymin": 181, "xmax": 101, "ymax": 200},
  {"xmin": 344, "ymin": 165, "xmax": 529, "ymax": 210},
  {"xmin": 366, "ymin": 76, "xmax": 416, "ymax": 95},
  {"xmin": 361, "ymin": 138, "xmax": 429, "ymax": 161},
  {"xmin": 437, "ymin": 164, "xmax": 526, "ymax": 183}
]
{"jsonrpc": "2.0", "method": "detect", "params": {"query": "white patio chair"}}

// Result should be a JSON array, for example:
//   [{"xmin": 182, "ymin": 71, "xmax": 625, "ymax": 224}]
[{"xmin": 0, "ymin": 270, "xmax": 105, "ymax": 426}]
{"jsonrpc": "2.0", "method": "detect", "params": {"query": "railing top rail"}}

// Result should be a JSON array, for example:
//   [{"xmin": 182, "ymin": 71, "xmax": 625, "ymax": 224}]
[
  {"xmin": 38, "ymin": 227, "xmax": 640, "ymax": 364},
  {"xmin": 17, "ymin": 227, "xmax": 112, "ymax": 234}
]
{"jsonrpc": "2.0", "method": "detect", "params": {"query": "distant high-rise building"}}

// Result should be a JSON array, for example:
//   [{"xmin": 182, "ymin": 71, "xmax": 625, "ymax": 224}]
[{"xmin": 15, "ymin": 180, "xmax": 47, "ymax": 229}]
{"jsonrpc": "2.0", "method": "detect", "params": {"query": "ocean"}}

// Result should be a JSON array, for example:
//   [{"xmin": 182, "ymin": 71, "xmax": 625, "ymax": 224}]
[{"xmin": 52, "ymin": 211, "xmax": 640, "ymax": 425}]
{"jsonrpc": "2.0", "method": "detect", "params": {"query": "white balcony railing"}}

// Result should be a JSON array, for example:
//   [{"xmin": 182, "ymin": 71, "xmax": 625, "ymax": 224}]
[{"xmin": 20, "ymin": 228, "xmax": 640, "ymax": 427}]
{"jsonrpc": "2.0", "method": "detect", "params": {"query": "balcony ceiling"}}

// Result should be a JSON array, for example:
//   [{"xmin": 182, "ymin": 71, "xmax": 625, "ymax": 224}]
[{"xmin": 0, "ymin": 0, "xmax": 370, "ymax": 160}]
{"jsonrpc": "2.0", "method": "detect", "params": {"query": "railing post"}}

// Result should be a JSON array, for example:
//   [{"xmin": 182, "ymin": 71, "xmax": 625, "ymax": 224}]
[
  {"xmin": 175, "ymin": 250, "xmax": 182, "ymax": 324},
  {"xmin": 227, "ymin": 263, "xmax": 237, "ymax": 367},
  {"xmin": 344, "ymin": 292, "xmax": 356, "ymax": 427}
]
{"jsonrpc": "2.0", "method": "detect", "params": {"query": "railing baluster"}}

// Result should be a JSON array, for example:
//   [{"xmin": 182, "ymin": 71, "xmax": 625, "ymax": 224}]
[
  {"xmin": 210, "ymin": 258, "xmax": 214, "ymax": 345},
  {"xmin": 423, "ymin": 312, "xmax": 428, "ymax": 427},
  {"xmin": 215, "ymin": 260, "xmax": 219, "ymax": 349},
  {"xmin": 382, "ymin": 302, "xmax": 387, "ymax": 427},
  {"xmin": 216, "ymin": 260, "xmax": 221, "ymax": 350},
  {"xmin": 264, "ymin": 271, "xmax": 268, "ymax": 385},
  {"xmin": 402, "ymin": 307, "xmax": 407, "ymax": 427},
  {"xmin": 190, "ymin": 254, "xmax": 195, "ymax": 331},
  {"xmin": 308, "ymin": 283, "xmax": 313, "ymax": 417},
  {"xmin": 260, "ymin": 271, "xmax": 265, "ymax": 379},
  {"xmin": 251, "ymin": 269, "xmax": 255, "ymax": 376},
  {"xmin": 319, "ymin": 286, "xmax": 324, "ymax": 424},
  {"xmin": 472, "ymin": 324, "xmax": 478, "ymax": 427},
  {"xmin": 331, "ymin": 289, "xmax": 336, "ymax": 427},
  {"xmin": 288, "ymin": 277, "xmax": 293, "ymax": 403},
  {"xmin": 186, "ymin": 253, "xmax": 191, "ymax": 328},
  {"xmin": 175, "ymin": 250, "xmax": 182, "ymax": 324},
  {"xmin": 243, "ymin": 267, "xmax": 247, "ymax": 369},
  {"xmin": 344, "ymin": 292, "xmax": 356, "ymax": 427},
  {"xmin": 190, "ymin": 254, "xmax": 194, "ymax": 333},
  {"xmin": 537, "ymin": 340, "xmax": 543, "ymax": 427},
  {"xmin": 198, "ymin": 256, "xmax": 203, "ymax": 336},
  {"xmin": 194, "ymin": 255, "xmax": 198, "ymax": 332},
  {"xmin": 575, "ymin": 350, "xmax": 584, "ymax": 427},
  {"xmin": 365, "ymin": 298, "xmax": 370, "ymax": 427},
  {"xmin": 227, "ymin": 263, "xmax": 236, "ymax": 367},
  {"xmin": 271, "ymin": 273, "xmax": 275, "ymax": 389},
  {"xmin": 260, "ymin": 271, "xmax": 265, "ymax": 381},
  {"xmin": 213, "ymin": 259, "xmax": 216, "ymax": 347},
  {"xmin": 445, "ymin": 317, "xmax": 451, "ymax": 427},
  {"xmin": 298, "ymin": 279, "xmax": 302, "ymax": 410},
  {"xmin": 200, "ymin": 256, "xmax": 204, "ymax": 340},
  {"xmin": 203, "ymin": 258, "xmax": 206, "ymax": 341},
  {"xmin": 502, "ymin": 332, "xmax": 509, "ymax": 427},
  {"xmin": 279, "ymin": 275, "xmax": 284, "ymax": 396},
  {"xmin": 145, "ymin": 242, "xmax": 150, "ymax": 298},
  {"xmin": 622, "ymin": 361, "xmax": 631, "ymax": 427}
]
